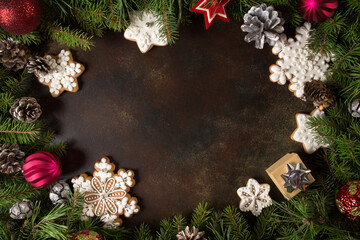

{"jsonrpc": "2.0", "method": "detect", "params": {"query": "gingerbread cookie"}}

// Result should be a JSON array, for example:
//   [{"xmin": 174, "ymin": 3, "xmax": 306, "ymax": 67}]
[
  {"xmin": 237, "ymin": 178, "xmax": 272, "ymax": 216},
  {"xmin": 71, "ymin": 157, "xmax": 139, "ymax": 227},
  {"xmin": 291, "ymin": 109, "xmax": 330, "ymax": 154},
  {"xmin": 38, "ymin": 49, "xmax": 85, "ymax": 98},
  {"xmin": 124, "ymin": 11, "xmax": 168, "ymax": 53},
  {"xmin": 269, "ymin": 22, "xmax": 331, "ymax": 98}
]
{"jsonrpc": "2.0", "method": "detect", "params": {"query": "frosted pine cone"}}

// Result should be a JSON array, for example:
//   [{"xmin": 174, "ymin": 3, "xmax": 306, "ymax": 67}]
[
  {"xmin": 0, "ymin": 38, "xmax": 30, "ymax": 71},
  {"xmin": 0, "ymin": 143, "xmax": 25, "ymax": 174},
  {"xmin": 9, "ymin": 199, "xmax": 34, "ymax": 219},
  {"xmin": 27, "ymin": 56, "xmax": 50, "ymax": 77},
  {"xmin": 9, "ymin": 97, "xmax": 42, "ymax": 122},
  {"xmin": 177, "ymin": 226, "xmax": 206, "ymax": 240},
  {"xmin": 241, "ymin": 4, "xmax": 285, "ymax": 49},
  {"xmin": 303, "ymin": 80, "xmax": 334, "ymax": 110},
  {"xmin": 49, "ymin": 181, "xmax": 71, "ymax": 204}
]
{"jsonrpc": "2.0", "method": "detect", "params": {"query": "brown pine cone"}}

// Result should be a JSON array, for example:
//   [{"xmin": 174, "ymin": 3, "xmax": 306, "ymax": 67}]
[
  {"xmin": 0, "ymin": 143, "xmax": 25, "ymax": 174},
  {"xmin": 177, "ymin": 226, "xmax": 206, "ymax": 240},
  {"xmin": 27, "ymin": 56, "xmax": 50, "ymax": 77},
  {"xmin": 0, "ymin": 38, "xmax": 30, "ymax": 71},
  {"xmin": 9, "ymin": 97, "xmax": 42, "ymax": 122},
  {"xmin": 303, "ymin": 80, "xmax": 334, "ymax": 110}
]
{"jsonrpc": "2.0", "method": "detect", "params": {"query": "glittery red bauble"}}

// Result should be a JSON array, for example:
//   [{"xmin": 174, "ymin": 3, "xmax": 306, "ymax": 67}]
[
  {"xmin": 0, "ymin": 0, "xmax": 42, "ymax": 34},
  {"xmin": 298, "ymin": 0, "xmax": 338, "ymax": 23},
  {"xmin": 336, "ymin": 180, "xmax": 360, "ymax": 221},
  {"xmin": 70, "ymin": 230, "xmax": 103, "ymax": 240}
]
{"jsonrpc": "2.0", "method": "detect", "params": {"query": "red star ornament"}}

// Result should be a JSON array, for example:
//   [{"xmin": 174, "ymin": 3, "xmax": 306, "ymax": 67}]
[{"xmin": 190, "ymin": 0, "xmax": 232, "ymax": 29}]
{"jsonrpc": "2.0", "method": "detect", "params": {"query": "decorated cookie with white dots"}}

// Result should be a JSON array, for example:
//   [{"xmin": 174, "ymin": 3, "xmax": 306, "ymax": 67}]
[
  {"xmin": 291, "ymin": 109, "xmax": 330, "ymax": 154},
  {"xmin": 38, "ymin": 49, "xmax": 85, "ymax": 98},
  {"xmin": 71, "ymin": 157, "xmax": 139, "ymax": 228},
  {"xmin": 124, "ymin": 11, "xmax": 168, "ymax": 53},
  {"xmin": 269, "ymin": 22, "xmax": 331, "ymax": 98}
]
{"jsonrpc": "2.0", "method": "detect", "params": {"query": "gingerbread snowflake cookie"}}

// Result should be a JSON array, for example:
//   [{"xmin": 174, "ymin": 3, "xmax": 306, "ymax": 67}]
[
  {"xmin": 269, "ymin": 22, "xmax": 331, "ymax": 98},
  {"xmin": 291, "ymin": 109, "xmax": 330, "ymax": 154},
  {"xmin": 38, "ymin": 50, "xmax": 85, "ymax": 98},
  {"xmin": 237, "ymin": 178, "xmax": 272, "ymax": 216},
  {"xmin": 72, "ymin": 157, "xmax": 139, "ymax": 227},
  {"xmin": 124, "ymin": 11, "xmax": 168, "ymax": 53}
]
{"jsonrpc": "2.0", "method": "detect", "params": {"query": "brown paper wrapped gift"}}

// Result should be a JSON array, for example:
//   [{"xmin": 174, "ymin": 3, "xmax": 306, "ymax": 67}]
[{"xmin": 266, "ymin": 153, "xmax": 315, "ymax": 200}]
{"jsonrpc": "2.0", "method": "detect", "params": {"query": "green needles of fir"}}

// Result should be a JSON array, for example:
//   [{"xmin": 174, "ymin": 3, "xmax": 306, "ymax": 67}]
[
  {"xmin": 0, "ymin": 92, "xmax": 14, "ymax": 113},
  {"xmin": 24, "ymin": 131, "xmax": 67, "ymax": 157},
  {"xmin": 47, "ymin": 23, "xmax": 94, "ymax": 51},
  {"xmin": 157, "ymin": 215, "xmax": 186, "ymax": 240},
  {"xmin": 253, "ymin": 205, "xmax": 278, "ymax": 240},
  {"xmin": 1, "ymin": 69, "xmax": 33, "ymax": 98},
  {"xmin": 221, "ymin": 206, "xmax": 252, "ymax": 240},
  {"xmin": 0, "ymin": 116, "xmax": 44, "ymax": 145},
  {"xmin": 155, "ymin": 0, "xmax": 179, "ymax": 45},
  {"xmin": 133, "ymin": 223, "xmax": 154, "ymax": 240},
  {"xmin": 190, "ymin": 202, "xmax": 212, "ymax": 229}
]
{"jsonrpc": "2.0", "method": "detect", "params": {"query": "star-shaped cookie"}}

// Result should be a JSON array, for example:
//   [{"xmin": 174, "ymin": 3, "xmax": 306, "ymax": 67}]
[
  {"xmin": 38, "ymin": 49, "xmax": 85, "ymax": 98},
  {"xmin": 124, "ymin": 11, "xmax": 168, "ymax": 53},
  {"xmin": 190, "ymin": 0, "xmax": 232, "ymax": 29},
  {"xmin": 237, "ymin": 178, "xmax": 272, "ymax": 216},
  {"xmin": 291, "ymin": 109, "xmax": 329, "ymax": 154}
]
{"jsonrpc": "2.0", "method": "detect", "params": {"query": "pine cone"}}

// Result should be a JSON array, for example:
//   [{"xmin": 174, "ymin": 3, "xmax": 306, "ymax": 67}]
[
  {"xmin": 9, "ymin": 199, "xmax": 34, "ymax": 219},
  {"xmin": 303, "ymin": 80, "xmax": 334, "ymax": 110},
  {"xmin": 27, "ymin": 56, "xmax": 50, "ymax": 77},
  {"xmin": 0, "ymin": 37, "xmax": 30, "ymax": 71},
  {"xmin": 349, "ymin": 99, "xmax": 360, "ymax": 118},
  {"xmin": 241, "ymin": 4, "xmax": 285, "ymax": 49},
  {"xmin": 177, "ymin": 226, "xmax": 206, "ymax": 240},
  {"xmin": 9, "ymin": 97, "xmax": 42, "ymax": 122},
  {"xmin": 0, "ymin": 143, "xmax": 25, "ymax": 174},
  {"xmin": 49, "ymin": 181, "xmax": 71, "ymax": 204}
]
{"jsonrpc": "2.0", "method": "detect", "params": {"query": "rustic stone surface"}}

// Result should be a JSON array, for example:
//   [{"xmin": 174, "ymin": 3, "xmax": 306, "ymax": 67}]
[{"xmin": 33, "ymin": 17, "xmax": 313, "ymax": 227}]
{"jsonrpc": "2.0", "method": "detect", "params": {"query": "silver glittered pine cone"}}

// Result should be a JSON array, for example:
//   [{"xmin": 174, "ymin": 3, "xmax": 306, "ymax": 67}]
[
  {"xmin": 9, "ymin": 97, "xmax": 42, "ymax": 123},
  {"xmin": 27, "ymin": 56, "xmax": 50, "ymax": 77},
  {"xmin": 281, "ymin": 163, "xmax": 311, "ymax": 193},
  {"xmin": 241, "ymin": 4, "xmax": 285, "ymax": 49},
  {"xmin": 349, "ymin": 99, "xmax": 360, "ymax": 118},
  {"xmin": 9, "ymin": 199, "xmax": 34, "ymax": 219},
  {"xmin": 49, "ymin": 181, "xmax": 71, "ymax": 204},
  {"xmin": 0, "ymin": 143, "xmax": 25, "ymax": 174},
  {"xmin": 176, "ymin": 226, "xmax": 206, "ymax": 240},
  {"xmin": 0, "ymin": 37, "xmax": 30, "ymax": 71}
]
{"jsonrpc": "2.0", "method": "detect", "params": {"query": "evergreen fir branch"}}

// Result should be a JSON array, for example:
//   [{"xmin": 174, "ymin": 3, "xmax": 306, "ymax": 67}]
[
  {"xmin": 253, "ymin": 205, "xmax": 278, "ymax": 240},
  {"xmin": 221, "ymin": 205, "xmax": 252, "ymax": 240},
  {"xmin": 0, "ymin": 29, "xmax": 41, "ymax": 46},
  {"xmin": 154, "ymin": 0, "xmax": 179, "ymax": 45},
  {"xmin": 0, "ymin": 182, "xmax": 43, "ymax": 209},
  {"xmin": 106, "ymin": 0, "xmax": 140, "ymax": 31},
  {"xmin": 133, "ymin": 223, "xmax": 154, "ymax": 240},
  {"xmin": 190, "ymin": 202, "xmax": 212, "ymax": 229},
  {"xmin": 157, "ymin": 215, "xmax": 186, "ymax": 240},
  {"xmin": 343, "ymin": 23, "xmax": 360, "ymax": 45},
  {"xmin": 0, "ymin": 92, "xmax": 14, "ymax": 113},
  {"xmin": 0, "ymin": 116, "xmax": 44, "ymax": 145},
  {"xmin": 47, "ymin": 23, "xmax": 94, "ymax": 51},
  {"xmin": 1, "ymin": 69, "xmax": 33, "ymax": 98},
  {"xmin": 206, "ymin": 212, "xmax": 233, "ymax": 240},
  {"xmin": 333, "ymin": 42, "xmax": 360, "ymax": 70},
  {"xmin": 24, "ymin": 131, "xmax": 67, "ymax": 157}
]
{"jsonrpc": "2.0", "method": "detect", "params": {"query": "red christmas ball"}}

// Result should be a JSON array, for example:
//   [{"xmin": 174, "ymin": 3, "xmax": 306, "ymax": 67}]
[
  {"xmin": 0, "ymin": 0, "xmax": 43, "ymax": 34},
  {"xmin": 22, "ymin": 151, "xmax": 61, "ymax": 187},
  {"xmin": 298, "ymin": 0, "xmax": 338, "ymax": 23},
  {"xmin": 70, "ymin": 230, "xmax": 103, "ymax": 240},
  {"xmin": 336, "ymin": 180, "xmax": 360, "ymax": 221}
]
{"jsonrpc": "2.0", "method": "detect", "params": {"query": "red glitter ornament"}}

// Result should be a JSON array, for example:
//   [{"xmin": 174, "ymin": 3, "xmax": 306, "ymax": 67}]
[
  {"xmin": 336, "ymin": 180, "xmax": 360, "ymax": 221},
  {"xmin": 70, "ymin": 230, "xmax": 103, "ymax": 240},
  {"xmin": 0, "ymin": 0, "xmax": 43, "ymax": 34},
  {"xmin": 298, "ymin": 0, "xmax": 338, "ymax": 23}
]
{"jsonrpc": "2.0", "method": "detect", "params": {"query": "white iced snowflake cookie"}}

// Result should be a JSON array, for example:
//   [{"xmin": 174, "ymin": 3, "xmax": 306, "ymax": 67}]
[
  {"xmin": 71, "ymin": 157, "xmax": 139, "ymax": 227},
  {"xmin": 237, "ymin": 178, "xmax": 272, "ymax": 216},
  {"xmin": 269, "ymin": 22, "xmax": 331, "ymax": 98},
  {"xmin": 124, "ymin": 11, "xmax": 168, "ymax": 53},
  {"xmin": 38, "ymin": 49, "xmax": 85, "ymax": 98},
  {"xmin": 291, "ymin": 109, "xmax": 330, "ymax": 154}
]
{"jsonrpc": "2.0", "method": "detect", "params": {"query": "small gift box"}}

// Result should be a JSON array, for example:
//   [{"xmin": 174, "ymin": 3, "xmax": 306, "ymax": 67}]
[{"xmin": 266, "ymin": 153, "xmax": 315, "ymax": 200}]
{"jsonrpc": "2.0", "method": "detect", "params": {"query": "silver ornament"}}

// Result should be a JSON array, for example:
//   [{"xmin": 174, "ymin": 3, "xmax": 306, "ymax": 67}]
[
  {"xmin": 349, "ymin": 99, "xmax": 360, "ymax": 118},
  {"xmin": 241, "ymin": 4, "xmax": 285, "ymax": 49},
  {"xmin": 9, "ymin": 199, "xmax": 34, "ymax": 219},
  {"xmin": 49, "ymin": 181, "xmax": 71, "ymax": 204}
]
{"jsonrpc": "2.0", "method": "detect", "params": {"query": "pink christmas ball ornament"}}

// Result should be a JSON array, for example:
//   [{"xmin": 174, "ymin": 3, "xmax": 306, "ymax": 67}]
[
  {"xmin": 298, "ymin": 0, "xmax": 338, "ymax": 23},
  {"xmin": 23, "ymin": 151, "xmax": 61, "ymax": 187}
]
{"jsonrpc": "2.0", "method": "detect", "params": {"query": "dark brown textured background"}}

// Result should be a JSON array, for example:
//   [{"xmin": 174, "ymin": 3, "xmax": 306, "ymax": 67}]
[{"xmin": 33, "ymin": 17, "xmax": 314, "ymax": 227}]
